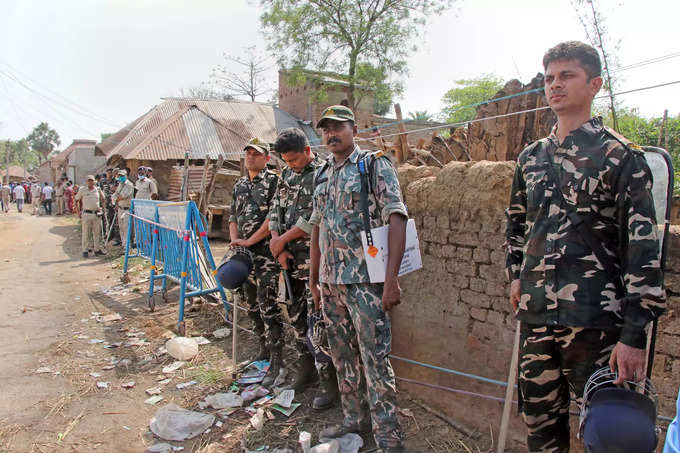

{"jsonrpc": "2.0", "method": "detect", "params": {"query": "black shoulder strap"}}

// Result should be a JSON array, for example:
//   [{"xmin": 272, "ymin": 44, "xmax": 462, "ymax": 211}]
[
  {"xmin": 314, "ymin": 161, "xmax": 330, "ymax": 186},
  {"xmin": 544, "ymin": 150, "xmax": 625, "ymax": 293},
  {"xmin": 357, "ymin": 151, "xmax": 376, "ymax": 248}
]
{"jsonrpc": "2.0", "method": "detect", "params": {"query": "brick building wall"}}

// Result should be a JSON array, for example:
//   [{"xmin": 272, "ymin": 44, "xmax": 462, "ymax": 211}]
[{"xmin": 391, "ymin": 161, "xmax": 680, "ymax": 450}]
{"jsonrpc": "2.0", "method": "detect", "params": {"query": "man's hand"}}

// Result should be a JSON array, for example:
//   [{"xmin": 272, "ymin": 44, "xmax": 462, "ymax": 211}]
[
  {"xmin": 229, "ymin": 238, "xmax": 248, "ymax": 248},
  {"xmin": 311, "ymin": 281, "xmax": 321, "ymax": 310},
  {"xmin": 277, "ymin": 251, "xmax": 293, "ymax": 270},
  {"xmin": 609, "ymin": 341, "xmax": 646, "ymax": 384},
  {"xmin": 382, "ymin": 276, "xmax": 402, "ymax": 312},
  {"xmin": 509, "ymin": 279, "xmax": 520, "ymax": 312},
  {"xmin": 269, "ymin": 236, "xmax": 286, "ymax": 258}
]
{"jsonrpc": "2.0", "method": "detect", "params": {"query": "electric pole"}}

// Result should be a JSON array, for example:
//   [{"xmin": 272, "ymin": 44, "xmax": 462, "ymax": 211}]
[{"xmin": 4, "ymin": 141, "xmax": 9, "ymax": 185}]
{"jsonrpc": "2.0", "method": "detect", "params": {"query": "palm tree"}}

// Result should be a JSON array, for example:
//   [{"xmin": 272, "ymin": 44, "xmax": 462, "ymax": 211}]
[
  {"xmin": 408, "ymin": 110, "xmax": 433, "ymax": 121},
  {"xmin": 27, "ymin": 122, "xmax": 60, "ymax": 164}
]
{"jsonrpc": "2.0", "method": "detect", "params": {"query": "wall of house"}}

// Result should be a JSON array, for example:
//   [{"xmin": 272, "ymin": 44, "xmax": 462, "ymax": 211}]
[
  {"xmin": 68, "ymin": 147, "xmax": 106, "ymax": 184},
  {"xmin": 391, "ymin": 161, "xmax": 680, "ymax": 450}
]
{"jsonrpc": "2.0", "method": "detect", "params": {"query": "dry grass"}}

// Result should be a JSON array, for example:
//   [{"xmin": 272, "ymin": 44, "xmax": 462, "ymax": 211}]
[{"xmin": 0, "ymin": 420, "xmax": 25, "ymax": 451}]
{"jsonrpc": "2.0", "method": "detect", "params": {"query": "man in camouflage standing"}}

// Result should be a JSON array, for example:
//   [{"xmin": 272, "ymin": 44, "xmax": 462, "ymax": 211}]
[
  {"xmin": 309, "ymin": 106, "xmax": 407, "ymax": 452},
  {"xmin": 505, "ymin": 41, "xmax": 666, "ymax": 452},
  {"xmin": 269, "ymin": 128, "xmax": 338, "ymax": 409},
  {"xmin": 229, "ymin": 138, "xmax": 283, "ymax": 385}
]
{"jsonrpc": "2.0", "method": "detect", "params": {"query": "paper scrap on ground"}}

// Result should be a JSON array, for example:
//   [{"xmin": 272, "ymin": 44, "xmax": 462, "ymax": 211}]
[
  {"xmin": 162, "ymin": 361, "xmax": 186, "ymax": 374},
  {"xmin": 273, "ymin": 389, "xmax": 295, "ymax": 408},
  {"xmin": 145, "ymin": 395, "xmax": 164, "ymax": 405},
  {"xmin": 146, "ymin": 387, "xmax": 162, "ymax": 396},
  {"xmin": 271, "ymin": 402, "xmax": 300, "ymax": 417},
  {"xmin": 97, "ymin": 382, "xmax": 110, "ymax": 389},
  {"xmin": 149, "ymin": 404, "xmax": 215, "ymax": 441},
  {"xmin": 176, "ymin": 380, "xmax": 197, "ymax": 390}
]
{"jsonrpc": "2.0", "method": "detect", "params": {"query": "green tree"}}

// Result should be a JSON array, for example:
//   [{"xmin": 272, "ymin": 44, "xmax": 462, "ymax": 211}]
[
  {"xmin": 409, "ymin": 110, "xmax": 433, "ymax": 121},
  {"xmin": 260, "ymin": 0, "xmax": 453, "ymax": 112},
  {"xmin": 26, "ymin": 122, "xmax": 60, "ymax": 164},
  {"xmin": 441, "ymin": 75, "xmax": 504, "ymax": 124}
]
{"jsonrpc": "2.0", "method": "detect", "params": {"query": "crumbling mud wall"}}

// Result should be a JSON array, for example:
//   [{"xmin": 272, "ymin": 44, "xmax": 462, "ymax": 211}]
[{"xmin": 391, "ymin": 161, "xmax": 680, "ymax": 449}]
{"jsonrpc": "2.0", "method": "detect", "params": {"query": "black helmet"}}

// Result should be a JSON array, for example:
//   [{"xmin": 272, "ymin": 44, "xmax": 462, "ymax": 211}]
[
  {"xmin": 579, "ymin": 367, "xmax": 658, "ymax": 452},
  {"xmin": 216, "ymin": 246, "xmax": 253, "ymax": 289}
]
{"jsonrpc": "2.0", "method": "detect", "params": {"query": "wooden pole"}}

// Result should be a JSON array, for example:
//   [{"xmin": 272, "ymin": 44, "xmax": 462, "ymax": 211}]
[
  {"xmin": 203, "ymin": 154, "xmax": 224, "ymax": 213},
  {"xmin": 658, "ymin": 109, "xmax": 668, "ymax": 148},
  {"xmin": 394, "ymin": 104, "xmax": 410, "ymax": 163},
  {"xmin": 197, "ymin": 157, "xmax": 211, "ymax": 212},
  {"xmin": 497, "ymin": 321, "xmax": 521, "ymax": 453}
]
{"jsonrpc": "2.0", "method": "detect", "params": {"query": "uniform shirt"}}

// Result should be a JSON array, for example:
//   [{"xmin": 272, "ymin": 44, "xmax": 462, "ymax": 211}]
[
  {"xmin": 229, "ymin": 169, "xmax": 278, "ymax": 242},
  {"xmin": 269, "ymin": 154, "xmax": 324, "ymax": 278},
  {"xmin": 12, "ymin": 185, "xmax": 25, "ymax": 200},
  {"xmin": 74, "ymin": 186, "xmax": 102, "ymax": 212},
  {"xmin": 505, "ymin": 117, "xmax": 666, "ymax": 348},
  {"xmin": 113, "ymin": 179, "xmax": 134, "ymax": 208},
  {"xmin": 55, "ymin": 183, "xmax": 65, "ymax": 197},
  {"xmin": 42, "ymin": 186, "xmax": 53, "ymax": 200},
  {"xmin": 31, "ymin": 184, "xmax": 42, "ymax": 199},
  {"xmin": 135, "ymin": 177, "xmax": 157, "ymax": 200},
  {"xmin": 1, "ymin": 185, "xmax": 9, "ymax": 199},
  {"xmin": 309, "ymin": 146, "xmax": 407, "ymax": 284}
]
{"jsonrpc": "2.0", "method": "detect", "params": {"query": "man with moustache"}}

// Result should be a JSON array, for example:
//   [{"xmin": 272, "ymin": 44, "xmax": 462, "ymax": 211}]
[
  {"xmin": 309, "ymin": 105, "xmax": 407, "ymax": 452},
  {"xmin": 505, "ymin": 41, "xmax": 666, "ymax": 452}
]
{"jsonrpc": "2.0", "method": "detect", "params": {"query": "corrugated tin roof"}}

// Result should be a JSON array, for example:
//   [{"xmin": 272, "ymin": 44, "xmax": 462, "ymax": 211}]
[
  {"xmin": 97, "ymin": 99, "xmax": 318, "ymax": 162},
  {"xmin": 1, "ymin": 165, "xmax": 31, "ymax": 179}
]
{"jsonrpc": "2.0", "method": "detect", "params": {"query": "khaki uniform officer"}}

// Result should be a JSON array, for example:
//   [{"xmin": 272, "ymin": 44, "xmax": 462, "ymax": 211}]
[
  {"xmin": 134, "ymin": 166, "xmax": 158, "ymax": 200},
  {"xmin": 55, "ymin": 179, "xmax": 65, "ymax": 215},
  {"xmin": 75, "ymin": 175, "xmax": 106, "ymax": 258},
  {"xmin": 112, "ymin": 169, "xmax": 135, "ymax": 246}
]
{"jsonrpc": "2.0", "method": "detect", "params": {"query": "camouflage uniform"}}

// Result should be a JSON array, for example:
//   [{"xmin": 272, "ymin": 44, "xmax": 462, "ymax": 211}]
[
  {"xmin": 269, "ymin": 154, "xmax": 333, "ymax": 376},
  {"xmin": 505, "ymin": 117, "xmax": 666, "ymax": 452},
  {"xmin": 100, "ymin": 177, "xmax": 117, "ymax": 240},
  {"xmin": 229, "ymin": 168, "xmax": 283, "ymax": 350},
  {"xmin": 310, "ymin": 145, "xmax": 407, "ymax": 449}
]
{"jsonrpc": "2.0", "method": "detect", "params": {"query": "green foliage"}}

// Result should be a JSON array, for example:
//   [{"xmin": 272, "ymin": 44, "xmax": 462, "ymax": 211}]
[
  {"xmin": 602, "ymin": 108, "xmax": 680, "ymax": 195},
  {"xmin": 0, "ymin": 139, "xmax": 39, "ymax": 172},
  {"xmin": 440, "ymin": 75, "xmax": 504, "ymax": 124},
  {"xmin": 408, "ymin": 110, "xmax": 433, "ymax": 121},
  {"xmin": 260, "ymin": 0, "xmax": 452, "ymax": 112},
  {"xmin": 26, "ymin": 122, "xmax": 60, "ymax": 163}
]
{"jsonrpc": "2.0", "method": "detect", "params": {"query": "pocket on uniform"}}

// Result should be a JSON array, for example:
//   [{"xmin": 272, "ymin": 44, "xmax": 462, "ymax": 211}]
[{"xmin": 525, "ymin": 172, "xmax": 548, "ymax": 213}]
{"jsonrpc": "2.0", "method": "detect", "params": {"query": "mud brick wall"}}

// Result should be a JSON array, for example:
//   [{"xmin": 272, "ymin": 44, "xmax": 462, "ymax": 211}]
[{"xmin": 391, "ymin": 161, "xmax": 680, "ymax": 449}]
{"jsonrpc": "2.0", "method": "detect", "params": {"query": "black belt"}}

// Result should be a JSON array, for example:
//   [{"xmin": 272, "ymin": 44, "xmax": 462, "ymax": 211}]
[
  {"xmin": 119, "ymin": 207, "xmax": 129, "ymax": 210},
  {"xmin": 84, "ymin": 210, "xmax": 96, "ymax": 214}
]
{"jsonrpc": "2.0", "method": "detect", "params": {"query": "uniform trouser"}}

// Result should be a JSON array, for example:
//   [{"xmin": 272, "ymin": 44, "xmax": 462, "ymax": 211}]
[
  {"xmin": 518, "ymin": 323, "xmax": 621, "ymax": 453},
  {"xmin": 239, "ymin": 243, "xmax": 283, "ymax": 349},
  {"xmin": 284, "ymin": 276, "xmax": 334, "ymax": 377},
  {"xmin": 81, "ymin": 213, "xmax": 102, "ymax": 252},
  {"xmin": 1, "ymin": 195, "xmax": 8, "ymax": 212},
  {"xmin": 15, "ymin": 199, "xmax": 23, "ymax": 212},
  {"xmin": 321, "ymin": 282, "xmax": 403, "ymax": 449},
  {"xmin": 56, "ymin": 196, "xmax": 64, "ymax": 214},
  {"xmin": 117, "ymin": 207, "xmax": 129, "ymax": 245},
  {"xmin": 32, "ymin": 198, "xmax": 40, "ymax": 214}
]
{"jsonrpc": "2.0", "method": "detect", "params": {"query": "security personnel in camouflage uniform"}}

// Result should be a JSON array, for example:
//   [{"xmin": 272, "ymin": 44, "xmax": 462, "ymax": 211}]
[
  {"xmin": 229, "ymin": 138, "xmax": 283, "ymax": 383},
  {"xmin": 268, "ymin": 127, "xmax": 337, "ymax": 409},
  {"xmin": 505, "ymin": 41, "xmax": 666, "ymax": 453},
  {"xmin": 99, "ymin": 169, "xmax": 117, "ymax": 242},
  {"xmin": 112, "ymin": 169, "xmax": 134, "ymax": 246},
  {"xmin": 309, "ymin": 106, "xmax": 407, "ymax": 452}
]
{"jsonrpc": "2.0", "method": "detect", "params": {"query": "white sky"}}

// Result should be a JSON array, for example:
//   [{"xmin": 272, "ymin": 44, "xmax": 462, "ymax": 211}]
[{"xmin": 1, "ymin": 0, "xmax": 679, "ymax": 149}]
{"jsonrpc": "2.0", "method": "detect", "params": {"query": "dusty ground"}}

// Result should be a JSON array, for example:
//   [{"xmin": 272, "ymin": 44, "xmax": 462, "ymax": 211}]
[{"xmin": 0, "ymin": 209, "xmax": 492, "ymax": 452}]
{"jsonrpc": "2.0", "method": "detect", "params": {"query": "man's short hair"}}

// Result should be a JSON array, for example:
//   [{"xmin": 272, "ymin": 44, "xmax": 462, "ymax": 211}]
[
  {"xmin": 274, "ymin": 128, "xmax": 309, "ymax": 154},
  {"xmin": 543, "ymin": 41, "xmax": 602, "ymax": 80}
]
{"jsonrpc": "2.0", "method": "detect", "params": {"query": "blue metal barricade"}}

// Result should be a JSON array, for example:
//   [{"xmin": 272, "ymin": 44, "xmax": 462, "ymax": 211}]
[{"xmin": 123, "ymin": 199, "xmax": 228, "ymax": 335}]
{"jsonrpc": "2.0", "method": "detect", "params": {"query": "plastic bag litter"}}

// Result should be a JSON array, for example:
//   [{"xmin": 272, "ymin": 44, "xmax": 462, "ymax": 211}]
[
  {"xmin": 165, "ymin": 337, "xmax": 199, "ymax": 361},
  {"xmin": 316, "ymin": 433, "xmax": 363, "ymax": 453},
  {"xmin": 272, "ymin": 367, "xmax": 288, "ymax": 387},
  {"xmin": 212, "ymin": 327, "xmax": 231, "ymax": 339},
  {"xmin": 149, "ymin": 404, "xmax": 215, "ymax": 441},
  {"xmin": 241, "ymin": 384, "xmax": 269, "ymax": 402},
  {"xmin": 203, "ymin": 392, "xmax": 243, "ymax": 409},
  {"xmin": 147, "ymin": 443, "xmax": 184, "ymax": 452},
  {"xmin": 249, "ymin": 408, "xmax": 265, "ymax": 431},
  {"xmin": 299, "ymin": 431, "xmax": 312, "ymax": 453},
  {"xmin": 309, "ymin": 440, "xmax": 339, "ymax": 453}
]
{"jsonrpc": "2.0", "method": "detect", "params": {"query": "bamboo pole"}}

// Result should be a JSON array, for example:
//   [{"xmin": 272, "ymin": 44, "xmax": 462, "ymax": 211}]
[{"xmin": 394, "ymin": 104, "xmax": 410, "ymax": 163}]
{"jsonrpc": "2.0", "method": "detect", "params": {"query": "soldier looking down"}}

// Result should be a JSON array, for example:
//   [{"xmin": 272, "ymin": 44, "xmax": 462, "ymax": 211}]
[
  {"xmin": 505, "ymin": 41, "xmax": 666, "ymax": 452},
  {"xmin": 309, "ymin": 105, "xmax": 407, "ymax": 452}
]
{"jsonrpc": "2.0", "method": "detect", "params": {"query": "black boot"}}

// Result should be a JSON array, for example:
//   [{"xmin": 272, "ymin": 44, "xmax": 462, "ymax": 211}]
[
  {"xmin": 261, "ymin": 345, "xmax": 282, "ymax": 388},
  {"xmin": 253, "ymin": 338, "xmax": 268, "ymax": 362},
  {"xmin": 312, "ymin": 365, "xmax": 338, "ymax": 410},
  {"xmin": 283, "ymin": 353, "xmax": 317, "ymax": 392}
]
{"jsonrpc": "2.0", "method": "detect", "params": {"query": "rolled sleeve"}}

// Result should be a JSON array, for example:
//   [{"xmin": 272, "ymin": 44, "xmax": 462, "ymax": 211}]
[
  {"xmin": 373, "ymin": 157, "xmax": 407, "ymax": 224},
  {"xmin": 295, "ymin": 216, "xmax": 313, "ymax": 235},
  {"xmin": 308, "ymin": 208, "xmax": 321, "ymax": 226},
  {"xmin": 381, "ymin": 201, "xmax": 407, "ymax": 224}
]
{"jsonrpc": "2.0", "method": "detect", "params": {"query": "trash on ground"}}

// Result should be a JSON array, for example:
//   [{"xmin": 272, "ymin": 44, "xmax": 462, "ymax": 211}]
[
  {"xmin": 101, "ymin": 313, "xmax": 123, "ymax": 322},
  {"xmin": 241, "ymin": 384, "xmax": 269, "ymax": 402},
  {"xmin": 147, "ymin": 443, "xmax": 184, "ymax": 452},
  {"xmin": 176, "ymin": 380, "xmax": 197, "ymax": 390},
  {"xmin": 125, "ymin": 338, "xmax": 149, "ymax": 347},
  {"xmin": 273, "ymin": 389, "xmax": 294, "ymax": 408},
  {"xmin": 253, "ymin": 395, "xmax": 274, "ymax": 406},
  {"xmin": 146, "ymin": 387, "xmax": 163, "ymax": 396},
  {"xmin": 165, "ymin": 337, "xmax": 199, "ymax": 361},
  {"xmin": 202, "ymin": 392, "xmax": 243, "ymax": 409},
  {"xmin": 272, "ymin": 368, "xmax": 288, "ymax": 387},
  {"xmin": 212, "ymin": 327, "xmax": 231, "ymax": 339},
  {"xmin": 104, "ymin": 342, "xmax": 122, "ymax": 349},
  {"xmin": 35, "ymin": 367, "xmax": 53, "ymax": 374},
  {"xmin": 271, "ymin": 402, "xmax": 300, "ymax": 417},
  {"xmin": 145, "ymin": 395, "xmax": 164, "ymax": 405},
  {"xmin": 97, "ymin": 382, "xmax": 110, "ymax": 389},
  {"xmin": 89, "ymin": 372, "xmax": 102, "ymax": 378},
  {"xmin": 121, "ymin": 381, "xmax": 136, "ymax": 389},
  {"xmin": 102, "ymin": 365, "xmax": 115, "ymax": 370},
  {"xmin": 299, "ymin": 431, "xmax": 312, "ymax": 453},
  {"xmin": 192, "ymin": 336, "xmax": 210, "ymax": 345},
  {"xmin": 162, "ymin": 361, "xmax": 186, "ymax": 374},
  {"xmin": 88, "ymin": 339, "xmax": 105, "ymax": 344},
  {"xmin": 237, "ymin": 361, "xmax": 270, "ymax": 385},
  {"xmin": 157, "ymin": 346, "xmax": 168, "ymax": 355},
  {"xmin": 329, "ymin": 433, "xmax": 363, "ymax": 453},
  {"xmin": 249, "ymin": 408, "xmax": 265, "ymax": 431},
  {"xmin": 215, "ymin": 407, "xmax": 239, "ymax": 418},
  {"xmin": 309, "ymin": 440, "xmax": 340, "ymax": 453},
  {"xmin": 149, "ymin": 403, "xmax": 215, "ymax": 441}
]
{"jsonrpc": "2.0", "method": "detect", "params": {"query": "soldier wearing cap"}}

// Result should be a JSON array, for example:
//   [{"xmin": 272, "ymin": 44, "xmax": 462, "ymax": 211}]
[
  {"xmin": 309, "ymin": 105, "xmax": 407, "ymax": 452},
  {"xmin": 228, "ymin": 138, "xmax": 284, "ymax": 383},
  {"xmin": 135, "ymin": 166, "xmax": 158, "ymax": 200},
  {"xmin": 75, "ymin": 175, "xmax": 106, "ymax": 258},
  {"xmin": 145, "ymin": 167, "xmax": 159, "ymax": 200},
  {"xmin": 112, "ymin": 169, "xmax": 134, "ymax": 247}
]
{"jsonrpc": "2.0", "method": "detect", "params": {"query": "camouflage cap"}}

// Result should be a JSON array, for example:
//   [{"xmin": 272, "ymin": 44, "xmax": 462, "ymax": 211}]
[
  {"xmin": 244, "ymin": 137, "xmax": 270, "ymax": 155},
  {"xmin": 316, "ymin": 105, "xmax": 355, "ymax": 128}
]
